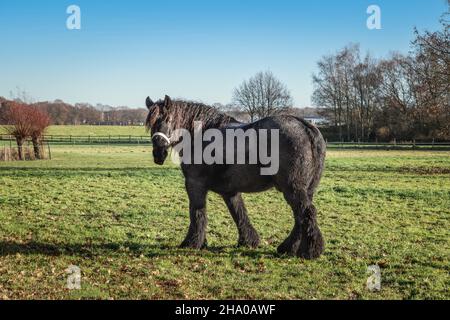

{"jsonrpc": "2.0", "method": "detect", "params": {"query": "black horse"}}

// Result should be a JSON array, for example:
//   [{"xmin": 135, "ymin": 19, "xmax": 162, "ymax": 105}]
[{"xmin": 145, "ymin": 95, "xmax": 326, "ymax": 259}]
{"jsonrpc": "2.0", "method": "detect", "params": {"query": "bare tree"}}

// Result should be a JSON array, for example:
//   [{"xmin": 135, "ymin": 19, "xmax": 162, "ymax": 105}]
[
  {"xmin": 233, "ymin": 71, "xmax": 293, "ymax": 121},
  {"xmin": 377, "ymin": 53, "xmax": 416, "ymax": 139},
  {"xmin": 312, "ymin": 48, "xmax": 351, "ymax": 141},
  {"xmin": 9, "ymin": 86, "xmax": 35, "ymax": 104},
  {"xmin": 411, "ymin": 17, "xmax": 450, "ymax": 139}
]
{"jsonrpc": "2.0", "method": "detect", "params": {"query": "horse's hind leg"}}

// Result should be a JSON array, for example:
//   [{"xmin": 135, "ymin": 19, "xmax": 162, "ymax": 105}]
[
  {"xmin": 180, "ymin": 179, "xmax": 208, "ymax": 249},
  {"xmin": 277, "ymin": 188, "xmax": 324, "ymax": 259},
  {"xmin": 222, "ymin": 193, "xmax": 260, "ymax": 248}
]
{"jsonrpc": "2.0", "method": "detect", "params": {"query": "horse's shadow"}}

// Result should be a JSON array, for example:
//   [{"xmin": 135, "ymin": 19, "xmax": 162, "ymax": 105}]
[{"xmin": 0, "ymin": 241, "xmax": 281, "ymax": 259}]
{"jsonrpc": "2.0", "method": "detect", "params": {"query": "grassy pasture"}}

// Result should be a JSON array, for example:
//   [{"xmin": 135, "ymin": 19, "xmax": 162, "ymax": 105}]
[
  {"xmin": 1, "ymin": 125, "xmax": 146, "ymax": 137},
  {"xmin": 0, "ymin": 145, "xmax": 449, "ymax": 299}
]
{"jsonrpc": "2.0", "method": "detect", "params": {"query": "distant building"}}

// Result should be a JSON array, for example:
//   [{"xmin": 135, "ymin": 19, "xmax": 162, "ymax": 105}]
[{"xmin": 304, "ymin": 116, "xmax": 329, "ymax": 126}]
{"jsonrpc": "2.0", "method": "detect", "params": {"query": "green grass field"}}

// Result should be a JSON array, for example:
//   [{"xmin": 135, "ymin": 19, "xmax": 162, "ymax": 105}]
[
  {"xmin": 1, "ymin": 125, "xmax": 146, "ymax": 137},
  {"xmin": 0, "ymin": 145, "xmax": 449, "ymax": 299}
]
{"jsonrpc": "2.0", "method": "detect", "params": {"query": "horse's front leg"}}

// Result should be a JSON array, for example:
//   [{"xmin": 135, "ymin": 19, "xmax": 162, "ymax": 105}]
[{"xmin": 180, "ymin": 178, "xmax": 208, "ymax": 249}]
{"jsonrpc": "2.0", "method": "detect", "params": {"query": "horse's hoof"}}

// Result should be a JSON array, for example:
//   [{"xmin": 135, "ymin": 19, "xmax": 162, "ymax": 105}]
[
  {"xmin": 238, "ymin": 238, "xmax": 260, "ymax": 248},
  {"xmin": 179, "ymin": 239, "xmax": 207, "ymax": 250},
  {"xmin": 237, "ymin": 228, "xmax": 260, "ymax": 248},
  {"xmin": 277, "ymin": 247, "xmax": 295, "ymax": 256},
  {"xmin": 296, "ymin": 249, "xmax": 322, "ymax": 260},
  {"xmin": 277, "ymin": 240, "xmax": 299, "ymax": 256},
  {"xmin": 296, "ymin": 233, "xmax": 324, "ymax": 259}
]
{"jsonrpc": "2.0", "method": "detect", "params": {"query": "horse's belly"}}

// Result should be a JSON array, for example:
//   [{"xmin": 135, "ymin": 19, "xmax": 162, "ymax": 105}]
[{"xmin": 208, "ymin": 165, "xmax": 274, "ymax": 194}]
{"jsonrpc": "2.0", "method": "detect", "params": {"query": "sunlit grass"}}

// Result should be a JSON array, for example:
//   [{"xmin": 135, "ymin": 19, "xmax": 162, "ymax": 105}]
[
  {"xmin": 1, "ymin": 125, "xmax": 146, "ymax": 137},
  {"xmin": 0, "ymin": 146, "xmax": 449, "ymax": 299}
]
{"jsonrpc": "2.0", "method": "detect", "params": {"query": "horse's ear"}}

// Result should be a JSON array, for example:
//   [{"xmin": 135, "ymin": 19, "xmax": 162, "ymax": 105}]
[
  {"xmin": 163, "ymin": 95, "xmax": 172, "ymax": 110},
  {"xmin": 146, "ymin": 97, "xmax": 154, "ymax": 109}
]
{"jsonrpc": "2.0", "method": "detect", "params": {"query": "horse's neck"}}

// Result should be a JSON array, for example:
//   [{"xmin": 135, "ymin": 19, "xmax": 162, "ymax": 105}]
[
  {"xmin": 199, "ymin": 116, "xmax": 241, "ymax": 131},
  {"xmin": 174, "ymin": 108, "xmax": 240, "ymax": 133}
]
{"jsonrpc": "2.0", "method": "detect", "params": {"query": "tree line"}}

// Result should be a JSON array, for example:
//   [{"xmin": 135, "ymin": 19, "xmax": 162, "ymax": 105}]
[
  {"xmin": 311, "ymin": 18, "xmax": 449, "ymax": 142},
  {"xmin": 0, "ymin": 97, "xmax": 148, "ymax": 126}
]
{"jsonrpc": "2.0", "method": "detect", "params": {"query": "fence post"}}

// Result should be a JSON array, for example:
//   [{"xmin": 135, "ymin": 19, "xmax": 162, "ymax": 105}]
[{"xmin": 47, "ymin": 141, "xmax": 52, "ymax": 160}]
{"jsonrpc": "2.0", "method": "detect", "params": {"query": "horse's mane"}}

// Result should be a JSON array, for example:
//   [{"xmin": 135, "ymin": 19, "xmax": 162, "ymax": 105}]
[{"xmin": 146, "ymin": 99, "xmax": 239, "ymax": 132}]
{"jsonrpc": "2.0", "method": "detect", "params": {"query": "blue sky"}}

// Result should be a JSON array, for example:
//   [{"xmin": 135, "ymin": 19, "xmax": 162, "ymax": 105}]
[{"xmin": 0, "ymin": 0, "xmax": 447, "ymax": 108}]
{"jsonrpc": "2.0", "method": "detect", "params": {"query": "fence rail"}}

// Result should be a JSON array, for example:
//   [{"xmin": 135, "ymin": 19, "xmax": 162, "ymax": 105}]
[
  {"xmin": 1, "ymin": 135, "xmax": 450, "ymax": 149},
  {"xmin": 325, "ymin": 140, "xmax": 450, "ymax": 150},
  {"xmin": 0, "ymin": 134, "xmax": 152, "ymax": 145}
]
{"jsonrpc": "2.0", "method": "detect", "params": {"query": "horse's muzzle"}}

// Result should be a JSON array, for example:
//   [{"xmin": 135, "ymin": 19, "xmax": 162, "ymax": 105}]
[{"xmin": 153, "ymin": 149, "xmax": 168, "ymax": 165}]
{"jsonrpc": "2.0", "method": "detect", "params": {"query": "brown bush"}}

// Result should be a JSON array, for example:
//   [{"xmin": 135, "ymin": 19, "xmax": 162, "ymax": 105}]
[{"xmin": 1, "ymin": 101, "xmax": 50, "ymax": 160}]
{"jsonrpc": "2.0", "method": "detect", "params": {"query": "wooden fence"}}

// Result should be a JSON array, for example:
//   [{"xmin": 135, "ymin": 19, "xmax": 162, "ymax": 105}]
[
  {"xmin": 1, "ymin": 134, "xmax": 449, "ymax": 150},
  {"xmin": 0, "ymin": 139, "xmax": 51, "ymax": 161},
  {"xmin": 324, "ymin": 140, "xmax": 450, "ymax": 150},
  {"xmin": 0, "ymin": 134, "xmax": 151, "ymax": 145}
]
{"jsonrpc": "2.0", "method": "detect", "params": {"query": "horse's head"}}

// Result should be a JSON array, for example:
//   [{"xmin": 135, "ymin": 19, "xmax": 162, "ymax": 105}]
[{"xmin": 145, "ymin": 95, "xmax": 173, "ymax": 165}]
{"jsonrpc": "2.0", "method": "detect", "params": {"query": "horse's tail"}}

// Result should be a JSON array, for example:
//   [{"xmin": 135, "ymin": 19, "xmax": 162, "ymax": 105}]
[{"xmin": 291, "ymin": 116, "xmax": 326, "ymax": 192}]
